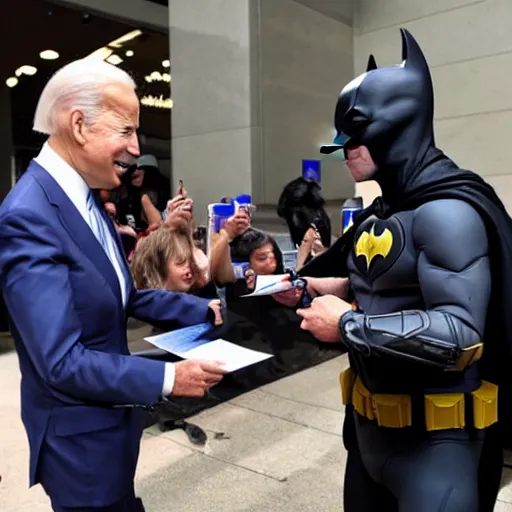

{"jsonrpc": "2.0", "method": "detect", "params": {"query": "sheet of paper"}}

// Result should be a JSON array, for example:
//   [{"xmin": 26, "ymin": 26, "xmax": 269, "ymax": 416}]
[
  {"xmin": 144, "ymin": 329, "xmax": 273, "ymax": 373},
  {"xmin": 144, "ymin": 322, "xmax": 213, "ymax": 353},
  {"xmin": 180, "ymin": 339, "xmax": 273, "ymax": 372},
  {"xmin": 241, "ymin": 273, "xmax": 295, "ymax": 297}
]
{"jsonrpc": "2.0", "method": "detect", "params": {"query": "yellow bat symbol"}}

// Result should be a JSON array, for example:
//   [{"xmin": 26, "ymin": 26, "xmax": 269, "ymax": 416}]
[{"xmin": 355, "ymin": 225, "xmax": 393, "ymax": 269}]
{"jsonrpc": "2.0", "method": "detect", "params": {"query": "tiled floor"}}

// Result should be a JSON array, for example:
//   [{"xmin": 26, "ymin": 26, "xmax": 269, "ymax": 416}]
[{"xmin": 2, "ymin": 348, "xmax": 512, "ymax": 511}]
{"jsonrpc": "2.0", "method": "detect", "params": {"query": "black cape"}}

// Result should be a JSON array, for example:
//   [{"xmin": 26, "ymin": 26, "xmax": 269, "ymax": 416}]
[{"xmin": 300, "ymin": 152, "xmax": 512, "ymax": 444}]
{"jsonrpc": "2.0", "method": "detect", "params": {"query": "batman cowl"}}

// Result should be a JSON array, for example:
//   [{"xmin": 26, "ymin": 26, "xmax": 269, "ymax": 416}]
[{"xmin": 321, "ymin": 29, "xmax": 438, "ymax": 205}]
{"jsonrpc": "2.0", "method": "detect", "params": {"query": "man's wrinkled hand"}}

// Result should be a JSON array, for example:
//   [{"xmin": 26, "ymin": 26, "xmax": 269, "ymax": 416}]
[
  {"xmin": 208, "ymin": 299, "xmax": 223, "ymax": 326},
  {"xmin": 296, "ymin": 295, "xmax": 352, "ymax": 342},
  {"xmin": 172, "ymin": 360, "xmax": 227, "ymax": 397}
]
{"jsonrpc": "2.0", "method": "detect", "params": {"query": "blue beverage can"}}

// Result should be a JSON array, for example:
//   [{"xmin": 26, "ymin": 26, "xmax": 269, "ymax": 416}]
[
  {"xmin": 341, "ymin": 197, "xmax": 363, "ymax": 233},
  {"xmin": 232, "ymin": 262, "xmax": 250, "ymax": 279},
  {"xmin": 342, "ymin": 208, "xmax": 359, "ymax": 233}
]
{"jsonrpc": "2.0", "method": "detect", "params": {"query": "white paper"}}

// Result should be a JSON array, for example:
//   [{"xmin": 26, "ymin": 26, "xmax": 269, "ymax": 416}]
[
  {"xmin": 241, "ymin": 273, "xmax": 295, "ymax": 297},
  {"xmin": 180, "ymin": 339, "xmax": 273, "ymax": 372},
  {"xmin": 144, "ymin": 323, "xmax": 213, "ymax": 353},
  {"xmin": 144, "ymin": 328, "xmax": 273, "ymax": 372}
]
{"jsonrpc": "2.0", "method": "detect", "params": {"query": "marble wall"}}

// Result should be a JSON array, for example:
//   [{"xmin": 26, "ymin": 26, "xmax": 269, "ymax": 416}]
[
  {"xmin": 169, "ymin": 0, "xmax": 355, "ymax": 221},
  {"xmin": 354, "ymin": 0, "xmax": 512, "ymax": 211},
  {"xmin": 169, "ymin": 0, "xmax": 259, "ymax": 222},
  {"xmin": 259, "ymin": 0, "xmax": 355, "ymax": 204}
]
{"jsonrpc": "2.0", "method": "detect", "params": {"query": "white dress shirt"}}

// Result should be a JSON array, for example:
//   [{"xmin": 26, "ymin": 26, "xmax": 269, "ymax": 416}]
[
  {"xmin": 35, "ymin": 143, "xmax": 128, "ymax": 305},
  {"xmin": 35, "ymin": 143, "xmax": 175, "ymax": 396}
]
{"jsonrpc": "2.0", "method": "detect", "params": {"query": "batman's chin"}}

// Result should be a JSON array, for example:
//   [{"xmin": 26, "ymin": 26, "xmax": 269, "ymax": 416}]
[{"xmin": 347, "ymin": 164, "xmax": 377, "ymax": 183}]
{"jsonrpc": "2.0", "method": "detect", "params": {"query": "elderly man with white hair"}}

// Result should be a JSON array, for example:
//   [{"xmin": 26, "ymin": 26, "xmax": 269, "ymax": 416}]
[{"xmin": 0, "ymin": 59, "xmax": 227, "ymax": 511}]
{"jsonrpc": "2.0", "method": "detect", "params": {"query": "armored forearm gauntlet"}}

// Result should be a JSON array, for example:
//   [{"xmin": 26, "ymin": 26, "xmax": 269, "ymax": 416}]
[{"xmin": 339, "ymin": 310, "xmax": 483, "ymax": 371}]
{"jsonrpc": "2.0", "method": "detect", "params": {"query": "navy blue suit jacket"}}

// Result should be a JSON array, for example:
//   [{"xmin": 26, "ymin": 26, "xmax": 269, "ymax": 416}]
[{"xmin": 0, "ymin": 162, "xmax": 212, "ymax": 508}]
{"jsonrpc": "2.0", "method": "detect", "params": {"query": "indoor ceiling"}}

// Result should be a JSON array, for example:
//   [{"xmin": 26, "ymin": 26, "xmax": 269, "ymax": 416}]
[
  {"xmin": 291, "ymin": 0, "xmax": 354, "ymax": 26},
  {"xmin": 2, "ymin": 0, "xmax": 171, "ymax": 151}
]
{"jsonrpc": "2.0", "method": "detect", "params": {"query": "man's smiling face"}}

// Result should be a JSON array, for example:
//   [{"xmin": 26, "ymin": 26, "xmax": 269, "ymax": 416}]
[{"xmin": 76, "ymin": 83, "xmax": 140, "ymax": 189}]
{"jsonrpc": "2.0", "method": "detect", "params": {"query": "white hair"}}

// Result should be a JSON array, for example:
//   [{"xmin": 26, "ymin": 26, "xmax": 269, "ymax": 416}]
[{"xmin": 33, "ymin": 59, "xmax": 136, "ymax": 135}]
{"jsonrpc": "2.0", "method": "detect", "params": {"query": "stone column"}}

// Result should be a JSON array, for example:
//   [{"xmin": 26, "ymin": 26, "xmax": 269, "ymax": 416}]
[{"xmin": 169, "ymin": 0, "xmax": 262, "ymax": 223}]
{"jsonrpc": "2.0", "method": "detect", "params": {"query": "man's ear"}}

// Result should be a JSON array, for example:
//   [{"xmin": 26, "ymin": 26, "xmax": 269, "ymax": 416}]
[{"xmin": 70, "ymin": 110, "xmax": 87, "ymax": 146}]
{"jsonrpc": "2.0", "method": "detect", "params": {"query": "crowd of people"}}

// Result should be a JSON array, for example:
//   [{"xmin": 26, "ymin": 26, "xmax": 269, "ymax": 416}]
[{"xmin": 98, "ymin": 158, "xmax": 333, "ymax": 308}]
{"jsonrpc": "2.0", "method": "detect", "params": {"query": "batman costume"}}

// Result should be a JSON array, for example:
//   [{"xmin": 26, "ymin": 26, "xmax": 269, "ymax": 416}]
[{"xmin": 300, "ymin": 29, "xmax": 512, "ymax": 512}]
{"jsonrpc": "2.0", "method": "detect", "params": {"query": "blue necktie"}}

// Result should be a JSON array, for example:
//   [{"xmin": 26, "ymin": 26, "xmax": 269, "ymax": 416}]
[{"xmin": 86, "ymin": 191, "xmax": 127, "ymax": 305}]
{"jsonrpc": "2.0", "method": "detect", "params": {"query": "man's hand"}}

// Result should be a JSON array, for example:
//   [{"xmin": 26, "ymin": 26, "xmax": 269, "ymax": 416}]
[
  {"xmin": 208, "ymin": 299, "xmax": 223, "ymax": 326},
  {"xmin": 272, "ymin": 277, "xmax": 350, "ymax": 307},
  {"xmin": 172, "ymin": 360, "xmax": 227, "ymax": 397},
  {"xmin": 272, "ymin": 287, "xmax": 303, "ymax": 307},
  {"xmin": 222, "ymin": 211, "xmax": 250, "ymax": 241},
  {"xmin": 296, "ymin": 295, "xmax": 352, "ymax": 342}
]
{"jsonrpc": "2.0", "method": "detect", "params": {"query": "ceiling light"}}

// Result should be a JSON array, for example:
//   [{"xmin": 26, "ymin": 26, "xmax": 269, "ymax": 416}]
[
  {"xmin": 162, "ymin": 59, "xmax": 170, "ymax": 68},
  {"xmin": 141, "ymin": 95, "xmax": 173, "ymax": 109},
  {"xmin": 40, "ymin": 50, "xmax": 60, "ymax": 60},
  {"xmin": 106, "ymin": 54, "xmax": 123, "ymax": 66},
  {"xmin": 6, "ymin": 77, "xmax": 18, "ymax": 88},
  {"xmin": 125, "ymin": 50, "xmax": 134, "ymax": 57},
  {"xmin": 109, "ymin": 29, "xmax": 143, "ymax": 49},
  {"xmin": 145, "ymin": 72, "xmax": 171, "ymax": 84},
  {"xmin": 16, "ymin": 65, "xmax": 37, "ymax": 76},
  {"xmin": 84, "ymin": 47, "xmax": 113, "ymax": 62}
]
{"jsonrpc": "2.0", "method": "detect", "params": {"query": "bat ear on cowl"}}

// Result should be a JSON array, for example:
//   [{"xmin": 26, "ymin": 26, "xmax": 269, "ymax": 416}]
[{"xmin": 366, "ymin": 54, "xmax": 378, "ymax": 71}]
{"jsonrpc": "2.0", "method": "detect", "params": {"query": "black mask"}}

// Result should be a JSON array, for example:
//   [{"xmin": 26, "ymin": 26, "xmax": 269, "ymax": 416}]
[{"xmin": 321, "ymin": 29, "xmax": 439, "ymax": 204}]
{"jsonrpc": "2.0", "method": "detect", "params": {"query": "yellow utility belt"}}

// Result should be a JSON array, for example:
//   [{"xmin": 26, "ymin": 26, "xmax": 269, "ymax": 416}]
[{"xmin": 340, "ymin": 368, "xmax": 498, "ymax": 431}]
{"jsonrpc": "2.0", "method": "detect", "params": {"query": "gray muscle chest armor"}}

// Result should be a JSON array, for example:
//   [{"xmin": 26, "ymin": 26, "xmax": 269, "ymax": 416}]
[{"xmin": 341, "ymin": 198, "xmax": 491, "ymax": 393}]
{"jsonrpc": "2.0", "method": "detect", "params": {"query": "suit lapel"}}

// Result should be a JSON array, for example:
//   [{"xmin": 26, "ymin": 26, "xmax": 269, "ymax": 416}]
[{"xmin": 31, "ymin": 162, "xmax": 123, "ymax": 305}]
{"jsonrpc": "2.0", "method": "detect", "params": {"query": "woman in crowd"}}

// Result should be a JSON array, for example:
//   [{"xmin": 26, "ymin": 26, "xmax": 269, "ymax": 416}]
[
  {"xmin": 209, "ymin": 217, "xmax": 281, "ymax": 284},
  {"xmin": 111, "ymin": 155, "xmax": 169, "ymax": 234},
  {"xmin": 277, "ymin": 177, "xmax": 331, "ymax": 269},
  {"xmin": 131, "ymin": 227, "xmax": 201, "ymax": 293}
]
